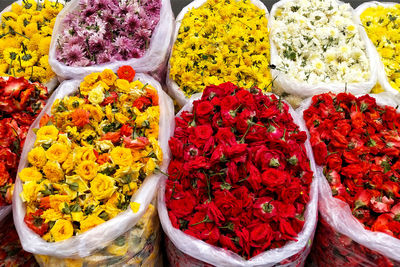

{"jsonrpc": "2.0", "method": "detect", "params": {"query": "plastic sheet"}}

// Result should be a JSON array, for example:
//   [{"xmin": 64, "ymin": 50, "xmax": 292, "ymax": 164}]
[
  {"xmin": 355, "ymin": 1, "xmax": 399, "ymax": 95},
  {"xmin": 165, "ymin": 0, "xmax": 270, "ymax": 107},
  {"xmin": 13, "ymin": 71, "xmax": 175, "ymax": 258},
  {"xmin": 158, "ymin": 93, "xmax": 318, "ymax": 267},
  {"xmin": 268, "ymin": 0, "xmax": 379, "ymax": 98},
  {"xmin": 297, "ymin": 93, "xmax": 400, "ymax": 265},
  {"xmin": 48, "ymin": 0, "xmax": 174, "ymax": 81}
]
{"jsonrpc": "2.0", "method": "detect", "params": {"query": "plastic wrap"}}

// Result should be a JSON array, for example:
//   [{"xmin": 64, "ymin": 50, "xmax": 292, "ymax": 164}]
[
  {"xmin": 48, "ymin": 0, "xmax": 174, "ymax": 81},
  {"xmin": 296, "ymin": 93, "xmax": 400, "ymax": 265},
  {"xmin": 0, "ymin": 1, "xmax": 60, "ymax": 92},
  {"xmin": 355, "ymin": 2, "xmax": 399, "ymax": 95},
  {"xmin": 34, "ymin": 203, "xmax": 162, "ymax": 267},
  {"xmin": 158, "ymin": 93, "xmax": 318, "ymax": 267},
  {"xmin": 12, "ymin": 71, "xmax": 175, "ymax": 258},
  {"xmin": 165, "ymin": 0, "xmax": 270, "ymax": 107},
  {"xmin": 268, "ymin": 0, "xmax": 379, "ymax": 98}
]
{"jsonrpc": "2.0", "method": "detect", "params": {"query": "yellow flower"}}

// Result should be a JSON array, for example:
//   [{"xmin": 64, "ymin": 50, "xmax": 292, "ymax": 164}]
[
  {"xmin": 83, "ymin": 104, "xmax": 104, "ymax": 122},
  {"xmin": 71, "ymin": 211, "xmax": 84, "ymax": 222},
  {"xmin": 76, "ymin": 160, "xmax": 98, "ymax": 181},
  {"xmin": 115, "ymin": 79, "xmax": 130, "ymax": 93},
  {"xmin": 105, "ymin": 104, "xmax": 114, "ymax": 122},
  {"xmin": 38, "ymin": 36, "xmax": 51, "ymax": 55},
  {"xmin": 62, "ymin": 154, "xmax": 74, "ymax": 173},
  {"xmin": 46, "ymin": 143, "xmax": 70, "ymax": 163},
  {"xmin": 49, "ymin": 219, "xmax": 74, "ymax": 242},
  {"xmin": 27, "ymin": 146, "xmax": 47, "ymax": 168},
  {"xmin": 80, "ymin": 214, "xmax": 105, "ymax": 233},
  {"xmin": 144, "ymin": 158, "xmax": 157, "ymax": 176},
  {"xmin": 19, "ymin": 167, "xmax": 43, "ymax": 182},
  {"xmin": 66, "ymin": 175, "xmax": 89, "ymax": 193},
  {"xmin": 110, "ymin": 147, "xmax": 133, "ymax": 167},
  {"xmin": 49, "ymin": 195, "xmax": 72, "ymax": 210},
  {"xmin": 73, "ymin": 146, "xmax": 97, "ymax": 164},
  {"xmin": 90, "ymin": 174, "xmax": 116, "ymax": 200},
  {"xmin": 130, "ymin": 202, "xmax": 141, "ymax": 213},
  {"xmin": 88, "ymin": 85, "xmax": 105, "ymax": 105},
  {"xmin": 115, "ymin": 113, "xmax": 129, "ymax": 124},
  {"xmin": 20, "ymin": 181, "xmax": 38, "ymax": 202},
  {"xmin": 100, "ymin": 69, "xmax": 117, "ymax": 86},
  {"xmin": 43, "ymin": 161, "xmax": 64, "ymax": 182},
  {"xmin": 41, "ymin": 208, "xmax": 63, "ymax": 223},
  {"xmin": 123, "ymin": 182, "xmax": 138, "ymax": 196},
  {"xmin": 36, "ymin": 125, "xmax": 59, "ymax": 142}
]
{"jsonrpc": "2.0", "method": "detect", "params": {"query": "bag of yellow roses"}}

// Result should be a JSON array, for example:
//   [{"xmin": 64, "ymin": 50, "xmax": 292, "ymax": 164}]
[
  {"xmin": 268, "ymin": 0, "xmax": 380, "ymax": 98},
  {"xmin": 12, "ymin": 68, "xmax": 175, "ymax": 265},
  {"xmin": 356, "ymin": 2, "xmax": 400, "ymax": 95},
  {"xmin": 0, "ymin": 0, "xmax": 66, "ymax": 92},
  {"xmin": 48, "ymin": 0, "xmax": 175, "ymax": 82},
  {"xmin": 165, "ymin": 0, "xmax": 273, "ymax": 107}
]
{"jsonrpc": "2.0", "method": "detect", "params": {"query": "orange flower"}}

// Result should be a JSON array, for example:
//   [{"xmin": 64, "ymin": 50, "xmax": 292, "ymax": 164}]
[
  {"xmin": 146, "ymin": 87, "xmax": 159, "ymax": 105},
  {"xmin": 100, "ymin": 132, "xmax": 121, "ymax": 144},
  {"xmin": 97, "ymin": 153, "xmax": 110, "ymax": 165},
  {"xmin": 71, "ymin": 109, "xmax": 90, "ymax": 128},
  {"xmin": 117, "ymin": 66, "xmax": 136, "ymax": 82},
  {"xmin": 39, "ymin": 114, "xmax": 51, "ymax": 128}
]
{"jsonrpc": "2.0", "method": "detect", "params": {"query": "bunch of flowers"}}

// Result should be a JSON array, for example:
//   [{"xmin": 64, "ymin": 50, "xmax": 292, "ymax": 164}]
[
  {"xmin": 0, "ymin": 0, "xmax": 63, "ymax": 84},
  {"xmin": 0, "ymin": 76, "xmax": 48, "ymax": 206},
  {"xmin": 169, "ymin": 0, "xmax": 272, "ymax": 98},
  {"xmin": 166, "ymin": 83, "xmax": 313, "ymax": 259},
  {"xmin": 361, "ymin": 4, "xmax": 400, "ymax": 92},
  {"xmin": 270, "ymin": 0, "xmax": 370, "ymax": 84},
  {"xmin": 304, "ymin": 92, "xmax": 400, "ymax": 238},
  {"xmin": 311, "ymin": 216, "xmax": 399, "ymax": 266},
  {"xmin": 56, "ymin": 0, "xmax": 161, "ymax": 67},
  {"xmin": 19, "ymin": 66, "xmax": 162, "ymax": 242}
]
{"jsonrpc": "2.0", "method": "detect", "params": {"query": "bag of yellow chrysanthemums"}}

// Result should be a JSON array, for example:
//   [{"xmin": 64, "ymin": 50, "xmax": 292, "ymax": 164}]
[
  {"xmin": 0, "ymin": 0, "xmax": 65, "ymax": 92},
  {"xmin": 166, "ymin": 0, "xmax": 273, "ymax": 107},
  {"xmin": 12, "ymin": 66, "xmax": 175, "ymax": 266},
  {"xmin": 356, "ymin": 2, "xmax": 400, "ymax": 95}
]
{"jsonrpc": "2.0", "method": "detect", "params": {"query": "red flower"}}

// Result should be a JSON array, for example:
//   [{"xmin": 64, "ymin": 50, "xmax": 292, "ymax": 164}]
[
  {"xmin": 168, "ymin": 191, "xmax": 197, "ymax": 218},
  {"xmin": 117, "ymin": 65, "xmax": 136, "ymax": 82}
]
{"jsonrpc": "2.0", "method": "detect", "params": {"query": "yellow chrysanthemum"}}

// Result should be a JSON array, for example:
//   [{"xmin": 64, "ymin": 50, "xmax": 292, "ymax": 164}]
[{"xmin": 27, "ymin": 146, "xmax": 47, "ymax": 168}]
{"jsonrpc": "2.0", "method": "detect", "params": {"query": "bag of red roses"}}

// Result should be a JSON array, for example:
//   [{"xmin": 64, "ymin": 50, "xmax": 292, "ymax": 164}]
[
  {"xmin": 158, "ymin": 82, "xmax": 319, "ymax": 267},
  {"xmin": 298, "ymin": 92, "xmax": 400, "ymax": 266}
]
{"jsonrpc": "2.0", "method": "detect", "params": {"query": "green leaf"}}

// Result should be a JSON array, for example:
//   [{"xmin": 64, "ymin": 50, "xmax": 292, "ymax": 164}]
[{"xmin": 68, "ymin": 182, "xmax": 79, "ymax": 191}]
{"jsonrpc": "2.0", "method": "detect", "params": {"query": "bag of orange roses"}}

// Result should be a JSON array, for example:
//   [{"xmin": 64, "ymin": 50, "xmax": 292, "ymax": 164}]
[{"xmin": 12, "ymin": 66, "xmax": 175, "ymax": 266}]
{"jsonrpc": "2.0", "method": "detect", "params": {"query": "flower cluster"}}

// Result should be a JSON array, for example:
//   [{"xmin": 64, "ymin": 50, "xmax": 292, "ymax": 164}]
[
  {"xmin": 169, "ymin": 0, "xmax": 272, "ymax": 97},
  {"xmin": 311, "ymin": 217, "xmax": 399, "ymax": 266},
  {"xmin": 361, "ymin": 4, "xmax": 400, "ymax": 92},
  {"xmin": 56, "ymin": 0, "xmax": 161, "ymax": 67},
  {"xmin": 270, "ymin": 0, "xmax": 370, "ymax": 84},
  {"xmin": 166, "ymin": 83, "xmax": 313, "ymax": 259},
  {"xmin": 19, "ymin": 66, "xmax": 162, "ymax": 242},
  {"xmin": 0, "ymin": 0, "xmax": 63, "ymax": 84},
  {"xmin": 304, "ymin": 93, "xmax": 400, "ymax": 238},
  {"xmin": 0, "ymin": 77, "xmax": 48, "ymax": 206}
]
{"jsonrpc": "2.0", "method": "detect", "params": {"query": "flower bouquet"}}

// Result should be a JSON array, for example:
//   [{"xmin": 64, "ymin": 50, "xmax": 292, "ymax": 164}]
[
  {"xmin": 0, "ymin": 0, "xmax": 64, "ymax": 91},
  {"xmin": 166, "ymin": 0, "xmax": 272, "ymax": 107},
  {"xmin": 0, "ymin": 76, "xmax": 48, "ymax": 221},
  {"xmin": 357, "ymin": 2, "xmax": 400, "ymax": 95},
  {"xmin": 13, "ymin": 66, "xmax": 174, "ymax": 261},
  {"xmin": 299, "ymin": 92, "xmax": 400, "ymax": 265},
  {"xmin": 268, "ymin": 0, "xmax": 378, "ymax": 98},
  {"xmin": 49, "ymin": 0, "xmax": 174, "ymax": 81},
  {"xmin": 158, "ymin": 83, "xmax": 318, "ymax": 266}
]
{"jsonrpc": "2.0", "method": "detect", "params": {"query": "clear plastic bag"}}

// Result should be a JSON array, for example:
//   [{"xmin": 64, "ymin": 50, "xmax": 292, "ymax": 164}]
[
  {"xmin": 296, "ymin": 93, "xmax": 400, "ymax": 265},
  {"xmin": 34, "ymin": 203, "xmax": 162, "ymax": 267},
  {"xmin": 48, "ymin": 0, "xmax": 174, "ymax": 82},
  {"xmin": 158, "ymin": 93, "xmax": 318, "ymax": 267},
  {"xmin": 12, "ymin": 71, "xmax": 175, "ymax": 259},
  {"xmin": 268, "ymin": 0, "xmax": 379, "ymax": 98},
  {"xmin": 0, "ymin": 1, "xmax": 60, "ymax": 92},
  {"xmin": 355, "ymin": 2, "xmax": 399, "ymax": 95},
  {"xmin": 165, "ymin": 0, "xmax": 270, "ymax": 107}
]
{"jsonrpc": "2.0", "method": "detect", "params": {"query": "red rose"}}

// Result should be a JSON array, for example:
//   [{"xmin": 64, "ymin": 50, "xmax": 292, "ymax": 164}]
[
  {"xmin": 194, "ymin": 100, "xmax": 213, "ymax": 119},
  {"xmin": 168, "ymin": 191, "xmax": 197, "ymax": 218},
  {"xmin": 169, "ymin": 137, "xmax": 184, "ymax": 159},
  {"xmin": 194, "ymin": 124, "xmax": 213, "ymax": 140},
  {"xmin": 279, "ymin": 218, "xmax": 298, "ymax": 240},
  {"xmin": 261, "ymin": 168, "xmax": 290, "ymax": 188},
  {"xmin": 214, "ymin": 190, "xmax": 242, "ymax": 218},
  {"xmin": 312, "ymin": 142, "xmax": 328, "ymax": 165},
  {"xmin": 120, "ymin": 124, "xmax": 133, "ymax": 137},
  {"xmin": 249, "ymin": 223, "xmax": 273, "ymax": 249},
  {"xmin": 253, "ymin": 197, "xmax": 277, "ymax": 221},
  {"xmin": 219, "ymin": 235, "xmax": 240, "ymax": 253},
  {"xmin": 326, "ymin": 153, "xmax": 342, "ymax": 171},
  {"xmin": 168, "ymin": 160, "xmax": 184, "ymax": 181}
]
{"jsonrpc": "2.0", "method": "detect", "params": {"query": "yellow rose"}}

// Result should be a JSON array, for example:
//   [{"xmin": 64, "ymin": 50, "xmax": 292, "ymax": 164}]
[
  {"xmin": 66, "ymin": 175, "xmax": 89, "ymax": 193},
  {"xmin": 71, "ymin": 211, "xmax": 84, "ymax": 222},
  {"xmin": 115, "ymin": 79, "xmax": 130, "ymax": 93},
  {"xmin": 115, "ymin": 113, "xmax": 129, "ymax": 124},
  {"xmin": 74, "ymin": 146, "xmax": 97, "ymax": 164},
  {"xmin": 36, "ymin": 125, "xmax": 59, "ymax": 142},
  {"xmin": 50, "ymin": 219, "xmax": 74, "ymax": 242},
  {"xmin": 110, "ymin": 147, "xmax": 133, "ymax": 167},
  {"xmin": 144, "ymin": 158, "xmax": 157, "ymax": 176},
  {"xmin": 100, "ymin": 69, "xmax": 117, "ymax": 86},
  {"xmin": 62, "ymin": 154, "xmax": 74, "ymax": 173},
  {"xmin": 46, "ymin": 143, "xmax": 70, "ymax": 163},
  {"xmin": 123, "ymin": 182, "xmax": 138, "ymax": 196},
  {"xmin": 80, "ymin": 214, "xmax": 105, "ymax": 233},
  {"xmin": 76, "ymin": 160, "xmax": 98, "ymax": 181},
  {"xmin": 20, "ymin": 181, "xmax": 38, "ymax": 203},
  {"xmin": 19, "ymin": 167, "xmax": 42, "ymax": 182},
  {"xmin": 88, "ymin": 85, "xmax": 105, "ymax": 105},
  {"xmin": 90, "ymin": 174, "xmax": 116, "ymax": 200},
  {"xmin": 49, "ymin": 195, "xmax": 72, "ymax": 210},
  {"xmin": 105, "ymin": 104, "xmax": 114, "ymax": 122},
  {"xmin": 43, "ymin": 161, "xmax": 64, "ymax": 182},
  {"xmin": 83, "ymin": 104, "xmax": 104, "ymax": 122},
  {"xmin": 41, "ymin": 208, "xmax": 63, "ymax": 223},
  {"xmin": 27, "ymin": 146, "xmax": 47, "ymax": 168},
  {"xmin": 57, "ymin": 134, "xmax": 72, "ymax": 148}
]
